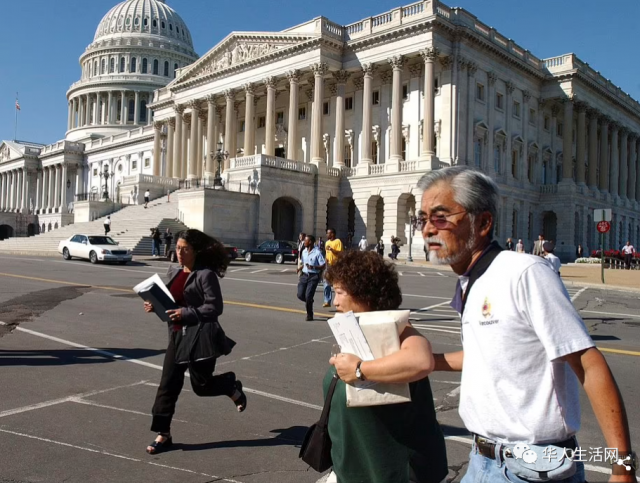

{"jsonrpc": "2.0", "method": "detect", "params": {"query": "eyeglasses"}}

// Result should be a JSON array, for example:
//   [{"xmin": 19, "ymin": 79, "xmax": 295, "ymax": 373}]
[{"xmin": 419, "ymin": 210, "xmax": 468, "ymax": 230}]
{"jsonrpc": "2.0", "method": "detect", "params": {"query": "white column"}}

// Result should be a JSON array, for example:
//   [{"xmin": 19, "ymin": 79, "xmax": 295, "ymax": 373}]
[
  {"xmin": 420, "ymin": 47, "xmax": 437, "ymax": 157},
  {"xmin": 42, "ymin": 167, "xmax": 50, "ymax": 212},
  {"xmin": 576, "ymin": 103, "xmax": 587, "ymax": 185},
  {"xmin": 243, "ymin": 84, "xmax": 256, "ymax": 158},
  {"xmin": 599, "ymin": 117, "xmax": 610, "ymax": 191},
  {"xmin": 360, "ymin": 63, "xmax": 374, "ymax": 165},
  {"xmin": 561, "ymin": 98, "xmax": 574, "ymax": 181},
  {"xmin": 53, "ymin": 164, "xmax": 61, "ymax": 212},
  {"xmin": 15, "ymin": 169, "xmax": 22, "ymax": 212},
  {"xmin": 60, "ymin": 164, "xmax": 68, "ymax": 213},
  {"xmin": 153, "ymin": 121, "xmax": 162, "ymax": 177},
  {"xmin": 72, "ymin": 98, "xmax": 78, "ymax": 129},
  {"xmin": 264, "ymin": 77, "xmax": 276, "ymax": 156},
  {"xmin": 22, "ymin": 168, "xmax": 29, "ymax": 212},
  {"xmin": 134, "ymin": 91, "xmax": 140, "ymax": 125},
  {"xmin": 629, "ymin": 135, "xmax": 637, "ymax": 201},
  {"xmin": 67, "ymin": 102, "xmax": 73, "ymax": 131},
  {"xmin": 311, "ymin": 63, "xmax": 327, "ymax": 164},
  {"xmin": 224, "ymin": 90, "xmax": 236, "ymax": 169},
  {"xmin": 619, "ymin": 129, "xmax": 629, "ymax": 199},
  {"xmin": 34, "ymin": 169, "xmax": 41, "ymax": 213},
  {"xmin": 92, "ymin": 95, "xmax": 98, "ymax": 125},
  {"xmin": 206, "ymin": 96, "xmax": 218, "ymax": 178},
  {"xmin": 147, "ymin": 93, "xmax": 153, "ymax": 125},
  {"xmin": 120, "ymin": 91, "xmax": 126, "ymax": 125},
  {"xmin": 333, "ymin": 71, "xmax": 349, "ymax": 167},
  {"xmin": 8, "ymin": 171, "xmax": 14, "ymax": 212},
  {"xmin": 286, "ymin": 71, "xmax": 300, "ymax": 160},
  {"xmin": 173, "ymin": 105, "xmax": 184, "ymax": 179},
  {"xmin": 0, "ymin": 173, "xmax": 5, "ymax": 211},
  {"xmin": 75, "ymin": 165, "xmax": 84, "ymax": 200},
  {"xmin": 188, "ymin": 101, "xmax": 200, "ymax": 179},
  {"xmin": 85, "ymin": 95, "xmax": 92, "ymax": 126},
  {"xmin": 166, "ymin": 119, "xmax": 174, "ymax": 178},
  {"xmin": 610, "ymin": 123, "xmax": 620, "ymax": 196},
  {"xmin": 587, "ymin": 110, "xmax": 599, "ymax": 189},
  {"xmin": 181, "ymin": 114, "xmax": 189, "ymax": 179},
  {"xmin": 107, "ymin": 91, "xmax": 113, "ymax": 124},
  {"xmin": 197, "ymin": 112, "xmax": 205, "ymax": 178},
  {"xmin": 389, "ymin": 55, "xmax": 404, "ymax": 163}
]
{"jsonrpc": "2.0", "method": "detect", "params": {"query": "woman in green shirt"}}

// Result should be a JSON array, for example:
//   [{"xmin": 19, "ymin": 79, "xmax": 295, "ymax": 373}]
[{"xmin": 319, "ymin": 251, "xmax": 448, "ymax": 483}]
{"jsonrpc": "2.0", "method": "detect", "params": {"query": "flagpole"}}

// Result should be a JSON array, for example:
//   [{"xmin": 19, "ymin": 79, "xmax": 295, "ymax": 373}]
[{"xmin": 14, "ymin": 92, "xmax": 18, "ymax": 141}]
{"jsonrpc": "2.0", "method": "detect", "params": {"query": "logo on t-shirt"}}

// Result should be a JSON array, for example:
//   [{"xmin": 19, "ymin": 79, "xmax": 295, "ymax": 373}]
[{"xmin": 481, "ymin": 298, "xmax": 492, "ymax": 318}]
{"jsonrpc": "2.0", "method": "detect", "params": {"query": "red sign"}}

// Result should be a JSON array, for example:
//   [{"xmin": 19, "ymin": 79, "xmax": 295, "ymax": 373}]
[{"xmin": 597, "ymin": 221, "xmax": 611, "ymax": 233}]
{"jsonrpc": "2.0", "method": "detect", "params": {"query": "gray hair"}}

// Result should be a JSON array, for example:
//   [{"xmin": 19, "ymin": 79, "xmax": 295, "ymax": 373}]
[{"xmin": 417, "ymin": 166, "xmax": 500, "ymax": 238}]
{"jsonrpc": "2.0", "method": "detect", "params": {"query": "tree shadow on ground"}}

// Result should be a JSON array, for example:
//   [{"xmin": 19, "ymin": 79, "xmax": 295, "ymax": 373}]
[{"xmin": 0, "ymin": 348, "xmax": 165, "ymax": 366}]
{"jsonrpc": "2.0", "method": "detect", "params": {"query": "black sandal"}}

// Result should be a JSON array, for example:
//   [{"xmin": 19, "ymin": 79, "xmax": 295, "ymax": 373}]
[
  {"xmin": 146, "ymin": 434, "xmax": 173, "ymax": 455},
  {"xmin": 232, "ymin": 381, "xmax": 247, "ymax": 413}
]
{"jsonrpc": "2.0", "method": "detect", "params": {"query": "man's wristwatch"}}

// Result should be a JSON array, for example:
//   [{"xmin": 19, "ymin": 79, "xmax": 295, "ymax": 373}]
[
  {"xmin": 355, "ymin": 361, "xmax": 365, "ymax": 381},
  {"xmin": 607, "ymin": 451, "xmax": 637, "ymax": 472}
]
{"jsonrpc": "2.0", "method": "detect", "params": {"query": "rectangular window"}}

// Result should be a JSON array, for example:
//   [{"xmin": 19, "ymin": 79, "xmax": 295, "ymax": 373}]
[
  {"xmin": 372, "ymin": 141, "xmax": 378, "ymax": 164},
  {"xmin": 323, "ymin": 101, "xmax": 330, "ymax": 116},
  {"xmin": 144, "ymin": 158, "xmax": 150, "ymax": 168},
  {"xmin": 512, "ymin": 150, "xmax": 518, "ymax": 178},
  {"xmin": 494, "ymin": 146, "xmax": 501, "ymax": 173},
  {"xmin": 529, "ymin": 108, "xmax": 536, "ymax": 124},
  {"xmin": 276, "ymin": 111, "xmax": 284, "ymax": 124},
  {"xmin": 476, "ymin": 83, "xmax": 485, "ymax": 102},
  {"xmin": 544, "ymin": 116, "xmax": 550, "ymax": 130},
  {"xmin": 434, "ymin": 77, "xmax": 440, "ymax": 94},
  {"xmin": 402, "ymin": 84, "xmax": 409, "ymax": 100},
  {"xmin": 258, "ymin": 116, "xmax": 266, "ymax": 128},
  {"xmin": 298, "ymin": 106, "xmax": 306, "ymax": 120},
  {"xmin": 344, "ymin": 145, "xmax": 352, "ymax": 167},
  {"xmin": 372, "ymin": 90, "xmax": 380, "ymax": 105},
  {"xmin": 345, "ymin": 97, "xmax": 354, "ymax": 110},
  {"xmin": 474, "ymin": 140, "xmax": 482, "ymax": 167},
  {"xmin": 512, "ymin": 210, "xmax": 519, "ymax": 239},
  {"xmin": 131, "ymin": 160, "xmax": 137, "ymax": 171},
  {"xmin": 495, "ymin": 93, "xmax": 504, "ymax": 110},
  {"xmin": 557, "ymin": 122, "xmax": 563, "ymax": 137},
  {"xmin": 93, "ymin": 168, "xmax": 98, "ymax": 176},
  {"xmin": 513, "ymin": 101, "xmax": 521, "ymax": 118},
  {"xmin": 528, "ymin": 212, "xmax": 534, "ymax": 240},
  {"xmin": 239, "ymin": 120, "xmax": 245, "ymax": 132}
]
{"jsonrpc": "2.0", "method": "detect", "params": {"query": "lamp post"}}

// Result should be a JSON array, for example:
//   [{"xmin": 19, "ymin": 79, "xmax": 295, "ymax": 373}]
[
  {"xmin": 98, "ymin": 164, "xmax": 115, "ymax": 200},
  {"xmin": 407, "ymin": 207, "xmax": 415, "ymax": 262},
  {"xmin": 211, "ymin": 140, "xmax": 229, "ymax": 188}
]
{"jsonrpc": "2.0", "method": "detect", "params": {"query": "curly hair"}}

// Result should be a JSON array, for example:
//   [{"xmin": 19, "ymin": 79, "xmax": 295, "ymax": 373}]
[
  {"xmin": 325, "ymin": 251, "xmax": 402, "ymax": 311},
  {"xmin": 177, "ymin": 229, "xmax": 230, "ymax": 277}
]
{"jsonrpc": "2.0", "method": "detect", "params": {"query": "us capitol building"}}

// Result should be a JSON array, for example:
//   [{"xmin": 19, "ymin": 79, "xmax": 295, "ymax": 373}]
[{"xmin": 0, "ymin": 0, "xmax": 639, "ymax": 261}]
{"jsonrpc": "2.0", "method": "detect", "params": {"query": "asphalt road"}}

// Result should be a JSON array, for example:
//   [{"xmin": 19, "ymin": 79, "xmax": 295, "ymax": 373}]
[{"xmin": 0, "ymin": 254, "xmax": 638, "ymax": 483}]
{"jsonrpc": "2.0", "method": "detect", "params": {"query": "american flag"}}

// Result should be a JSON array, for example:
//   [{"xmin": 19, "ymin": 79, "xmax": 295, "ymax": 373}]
[{"xmin": 15, "ymin": 100, "xmax": 20, "ymax": 111}]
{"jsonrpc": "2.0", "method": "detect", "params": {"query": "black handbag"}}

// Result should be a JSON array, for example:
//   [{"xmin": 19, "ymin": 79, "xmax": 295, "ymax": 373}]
[{"xmin": 299, "ymin": 374, "xmax": 339, "ymax": 472}]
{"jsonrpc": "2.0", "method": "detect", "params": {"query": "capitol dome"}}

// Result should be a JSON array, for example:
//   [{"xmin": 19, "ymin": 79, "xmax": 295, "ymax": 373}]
[
  {"xmin": 65, "ymin": 0, "xmax": 198, "ymax": 141},
  {"xmin": 93, "ymin": 0, "xmax": 195, "ymax": 53}
]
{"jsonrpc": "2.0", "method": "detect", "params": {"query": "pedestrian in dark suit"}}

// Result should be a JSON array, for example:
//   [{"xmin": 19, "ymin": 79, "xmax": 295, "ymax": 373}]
[{"xmin": 142, "ymin": 229, "xmax": 246, "ymax": 454}]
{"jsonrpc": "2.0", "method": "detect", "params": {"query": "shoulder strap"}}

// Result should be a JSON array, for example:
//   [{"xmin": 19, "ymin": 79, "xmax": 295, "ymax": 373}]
[
  {"xmin": 460, "ymin": 241, "xmax": 503, "ymax": 316},
  {"xmin": 317, "ymin": 374, "xmax": 339, "ymax": 428}
]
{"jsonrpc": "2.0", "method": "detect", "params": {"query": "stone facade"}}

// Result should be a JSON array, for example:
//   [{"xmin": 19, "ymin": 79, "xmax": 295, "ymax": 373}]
[{"xmin": 1, "ymin": 0, "xmax": 639, "ymax": 260}]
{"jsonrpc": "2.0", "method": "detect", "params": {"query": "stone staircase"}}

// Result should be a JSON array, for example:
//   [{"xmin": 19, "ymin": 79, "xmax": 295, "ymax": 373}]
[{"xmin": 0, "ymin": 196, "xmax": 189, "ymax": 257}]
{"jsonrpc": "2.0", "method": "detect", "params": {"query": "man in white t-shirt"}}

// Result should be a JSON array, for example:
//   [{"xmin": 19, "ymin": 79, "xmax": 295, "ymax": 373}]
[
  {"xmin": 418, "ymin": 166, "xmax": 635, "ymax": 482},
  {"xmin": 622, "ymin": 241, "xmax": 635, "ymax": 270},
  {"xmin": 144, "ymin": 190, "xmax": 150, "ymax": 209},
  {"xmin": 544, "ymin": 241, "xmax": 562, "ymax": 275},
  {"xmin": 358, "ymin": 236, "xmax": 368, "ymax": 251},
  {"xmin": 516, "ymin": 238, "xmax": 525, "ymax": 253},
  {"xmin": 103, "ymin": 215, "xmax": 111, "ymax": 236}
]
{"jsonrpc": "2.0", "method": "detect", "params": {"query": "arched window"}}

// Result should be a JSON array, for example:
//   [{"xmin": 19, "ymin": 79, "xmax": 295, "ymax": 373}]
[
  {"xmin": 153, "ymin": 59, "xmax": 159, "ymax": 75},
  {"xmin": 101, "ymin": 59, "xmax": 106, "ymax": 74},
  {"xmin": 128, "ymin": 99, "xmax": 135, "ymax": 122},
  {"xmin": 130, "ymin": 57, "xmax": 137, "ymax": 73},
  {"xmin": 94, "ymin": 61, "xmax": 98, "ymax": 76},
  {"xmin": 140, "ymin": 100, "xmax": 148, "ymax": 122},
  {"xmin": 176, "ymin": 26, "xmax": 180, "ymax": 34},
  {"xmin": 163, "ymin": 61, "xmax": 169, "ymax": 77},
  {"xmin": 173, "ymin": 63, "xmax": 178, "ymax": 78},
  {"xmin": 109, "ymin": 58, "xmax": 115, "ymax": 73},
  {"xmin": 142, "ymin": 58, "xmax": 148, "ymax": 74},
  {"xmin": 153, "ymin": 19, "xmax": 157, "ymax": 28},
  {"xmin": 143, "ymin": 17, "xmax": 148, "ymax": 26},
  {"xmin": 134, "ymin": 17, "xmax": 140, "ymax": 26},
  {"xmin": 120, "ymin": 57, "xmax": 125, "ymax": 73},
  {"xmin": 169, "ymin": 23, "xmax": 173, "ymax": 31}
]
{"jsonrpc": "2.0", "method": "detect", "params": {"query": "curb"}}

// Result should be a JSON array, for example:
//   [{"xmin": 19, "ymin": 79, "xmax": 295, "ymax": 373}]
[{"xmin": 562, "ymin": 280, "xmax": 640, "ymax": 294}]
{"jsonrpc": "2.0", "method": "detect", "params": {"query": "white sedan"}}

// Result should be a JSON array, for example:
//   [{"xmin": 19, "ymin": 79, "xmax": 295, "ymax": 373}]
[{"xmin": 58, "ymin": 234, "xmax": 133, "ymax": 264}]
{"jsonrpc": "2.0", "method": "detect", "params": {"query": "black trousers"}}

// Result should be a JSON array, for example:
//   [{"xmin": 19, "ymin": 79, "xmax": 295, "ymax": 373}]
[
  {"xmin": 297, "ymin": 272, "xmax": 320, "ymax": 318},
  {"xmin": 151, "ymin": 336, "xmax": 236, "ymax": 433},
  {"xmin": 625, "ymin": 253, "xmax": 632, "ymax": 269}
]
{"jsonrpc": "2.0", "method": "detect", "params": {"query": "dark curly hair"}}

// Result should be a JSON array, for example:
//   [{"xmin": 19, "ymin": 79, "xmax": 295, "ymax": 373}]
[
  {"xmin": 325, "ymin": 251, "xmax": 402, "ymax": 311},
  {"xmin": 177, "ymin": 229, "xmax": 230, "ymax": 277}
]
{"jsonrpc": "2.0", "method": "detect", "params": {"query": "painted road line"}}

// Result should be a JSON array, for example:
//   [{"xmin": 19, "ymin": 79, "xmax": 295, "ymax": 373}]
[
  {"xmin": 581, "ymin": 309, "xmax": 640, "ymax": 319},
  {"xmin": 413, "ymin": 326, "xmax": 461, "ymax": 335},
  {"xmin": 0, "ymin": 428, "xmax": 244, "ymax": 483},
  {"xmin": 419, "ymin": 272, "xmax": 426, "ymax": 277},
  {"xmin": 0, "ymin": 321, "xmax": 324, "ymax": 410},
  {"xmin": 229, "ymin": 267, "xmax": 250, "ymax": 272},
  {"xmin": 570, "ymin": 287, "xmax": 588, "ymax": 301},
  {"xmin": 599, "ymin": 347, "xmax": 640, "ymax": 356},
  {"xmin": 409, "ymin": 301, "xmax": 451, "ymax": 315},
  {"xmin": 250, "ymin": 269, "xmax": 268, "ymax": 274}
]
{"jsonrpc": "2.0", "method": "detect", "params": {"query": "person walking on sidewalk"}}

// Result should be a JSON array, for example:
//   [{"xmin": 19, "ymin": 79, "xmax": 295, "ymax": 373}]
[
  {"xmin": 144, "ymin": 189, "xmax": 151, "ymax": 209},
  {"xmin": 142, "ymin": 229, "xmax": 246, "ymax": 455},
  {"xmin": 622, "ymin": 241, "xmax": 635, "ymax": 270},
  {"xmin": 297, "ymin": 235, "xmax": 325, "ymax": 321},
  {"xmin": 358, "ymin": 236, "xmax": 368, "ymax": 251},
  {"xmin": 104, "ymin": 216, "xmax": 111, "ymax": 236},
  {"xmin": 163, "ymin": 228, "xmax": 173, "ymax": 258},
  {"xmin": 151, "ymin": 228, "xmax": 162, "ymax": 257},
  {"xmin": 323, "ymin": 228, "xmax": 343, "ymax": 307}
]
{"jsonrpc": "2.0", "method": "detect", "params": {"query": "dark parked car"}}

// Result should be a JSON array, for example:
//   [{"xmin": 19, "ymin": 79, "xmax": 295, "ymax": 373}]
[
  {"xmin": 244, "ymin": 240, "xmax": 299, "ymax": 264},
  {"xmin": 168, "ymin": 244, "xmax": 238, "ymax": 263}
]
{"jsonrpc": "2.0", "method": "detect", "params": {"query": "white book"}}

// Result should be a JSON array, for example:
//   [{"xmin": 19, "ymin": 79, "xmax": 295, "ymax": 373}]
[{"xmin": 133, "ymin": 273, "xmax": 175, "ymax": 302}]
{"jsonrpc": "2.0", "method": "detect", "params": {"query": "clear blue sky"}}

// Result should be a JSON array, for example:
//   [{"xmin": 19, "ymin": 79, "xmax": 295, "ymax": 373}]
[{"xmin": 1, "ymin": 0, "xmax": 638, "ymax": 145}]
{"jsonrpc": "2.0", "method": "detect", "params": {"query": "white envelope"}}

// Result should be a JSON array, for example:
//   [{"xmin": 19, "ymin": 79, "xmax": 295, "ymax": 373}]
[{"xmin": 345, "ymin": 310, "xmax": 412, "ymax": 407}]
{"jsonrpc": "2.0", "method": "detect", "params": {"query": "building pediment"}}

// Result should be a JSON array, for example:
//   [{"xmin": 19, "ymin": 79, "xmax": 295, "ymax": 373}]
[{"xmin": 173, "ymin": 33, "xmax": 321, "ymax": 87}]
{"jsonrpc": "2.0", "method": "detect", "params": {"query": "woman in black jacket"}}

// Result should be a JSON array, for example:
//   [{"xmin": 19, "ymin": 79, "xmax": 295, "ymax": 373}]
[{"xmin": 143, "ymin": 229, "xmax": 246, "ymax": 454}]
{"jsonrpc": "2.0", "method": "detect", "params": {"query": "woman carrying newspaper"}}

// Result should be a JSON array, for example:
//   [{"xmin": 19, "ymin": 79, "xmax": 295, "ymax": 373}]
[
  {"xmin": 142, "ymin": 229, "xmax": 247, "ymax": 454},
  {"xmin": 318, "ymin": 251, "xmax": 447, "ymax": 483}
]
